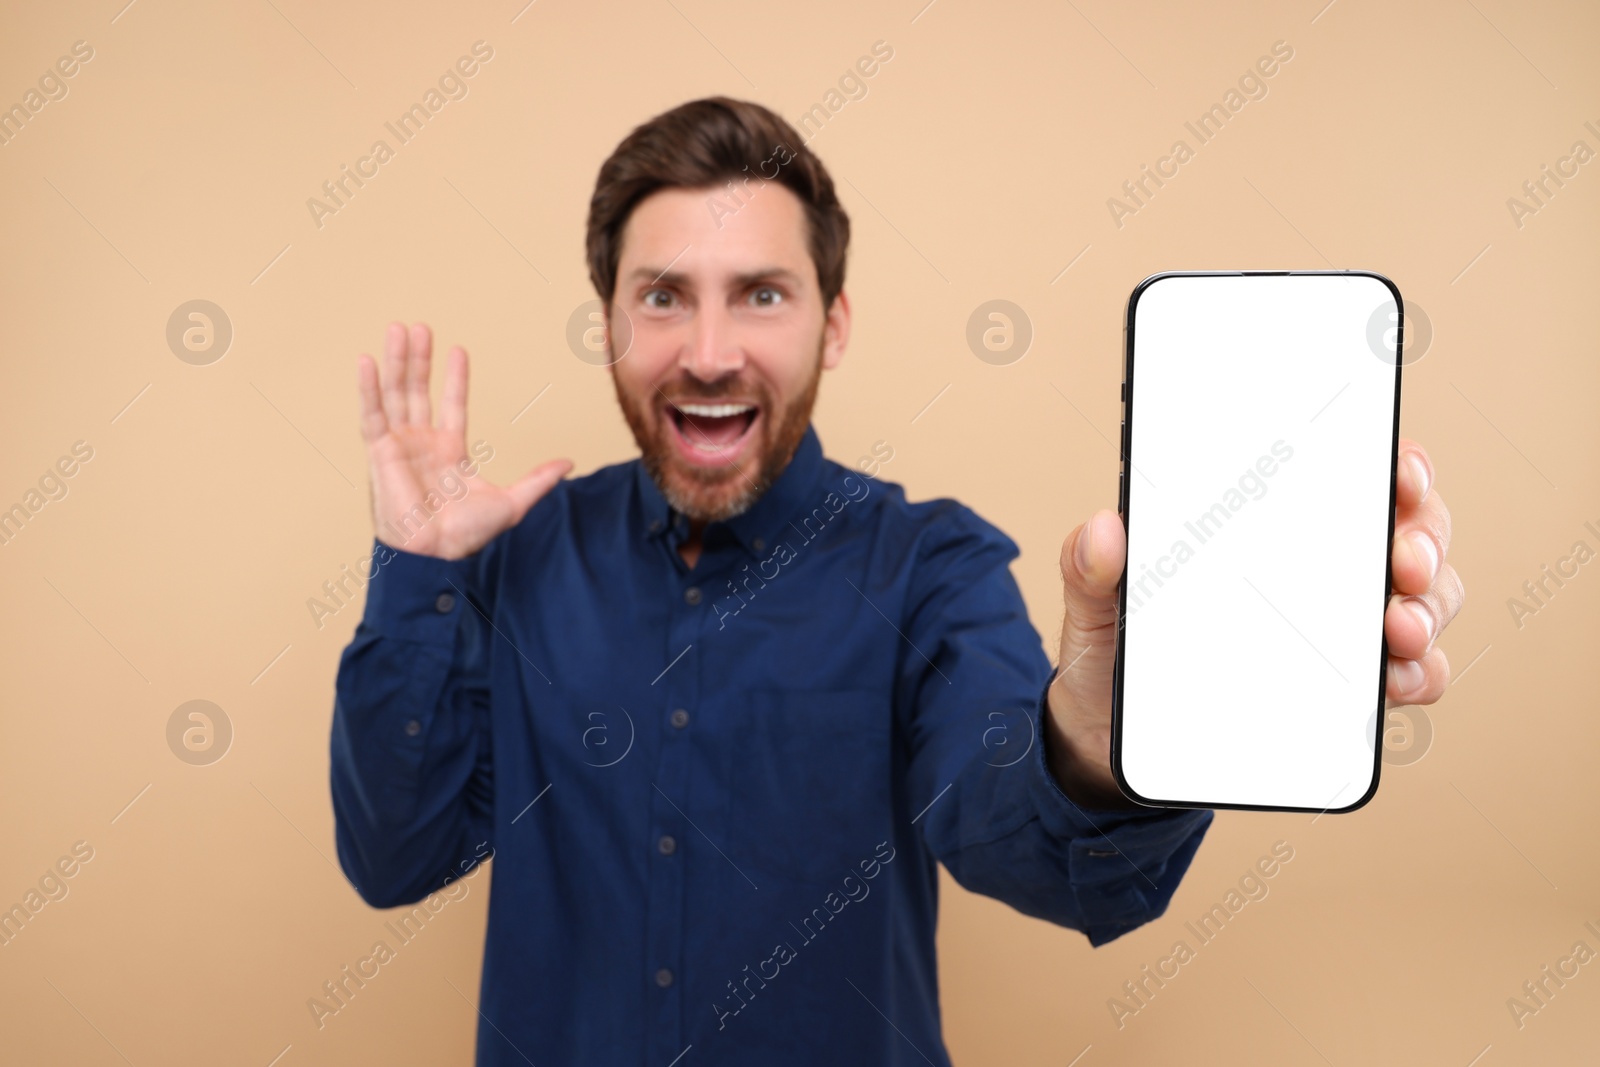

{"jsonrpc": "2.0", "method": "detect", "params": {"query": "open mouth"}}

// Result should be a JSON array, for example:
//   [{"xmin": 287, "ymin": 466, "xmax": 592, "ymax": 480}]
[{"xmin": 666, "ymin": 400, "xmax": 760, "ymax": 467}]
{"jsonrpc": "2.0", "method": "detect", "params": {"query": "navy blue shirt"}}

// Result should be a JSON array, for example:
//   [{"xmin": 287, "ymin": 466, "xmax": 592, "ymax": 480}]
[{"xmin": 331, "ymin": 423, "xmax": 1212, "ymax": 1066}]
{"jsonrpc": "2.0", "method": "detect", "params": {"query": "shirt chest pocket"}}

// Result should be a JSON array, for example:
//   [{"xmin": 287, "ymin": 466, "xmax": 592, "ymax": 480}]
[{"xmin": 726, "ymin": 687, "xmax": 894, "ymax": 889}]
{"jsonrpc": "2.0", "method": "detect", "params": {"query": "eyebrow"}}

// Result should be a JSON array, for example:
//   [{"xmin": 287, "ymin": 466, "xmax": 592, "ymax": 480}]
[{"xmin": 625, "ymin": 266, "xmax": 805, "ymax": 290}]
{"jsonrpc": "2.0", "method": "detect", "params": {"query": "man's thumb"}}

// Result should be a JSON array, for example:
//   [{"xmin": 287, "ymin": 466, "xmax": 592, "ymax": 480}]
[
  {"xmin": 1061, "ymin": 508, "xmax": 1126, "ymax": 627},
  {"xmin": 506, "ymin": 458, "xmax": 574, "ymax": 519}
]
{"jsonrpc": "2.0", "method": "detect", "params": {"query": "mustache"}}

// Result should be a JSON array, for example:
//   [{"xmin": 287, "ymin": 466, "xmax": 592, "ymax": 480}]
[{"xmin": 657, "ymin": 382, "xmax": 765, "ymax": 406}]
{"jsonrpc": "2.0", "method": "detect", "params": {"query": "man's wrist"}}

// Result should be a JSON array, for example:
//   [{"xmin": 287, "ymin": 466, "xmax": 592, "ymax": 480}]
[{"xmin": 1043, "ymin": 684, "xmax": 1146, "ymax": 811}]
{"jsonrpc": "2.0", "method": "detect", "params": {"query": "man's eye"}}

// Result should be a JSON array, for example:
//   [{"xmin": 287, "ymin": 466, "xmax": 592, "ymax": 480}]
[
  {"xmin": 750, "ymin": 286, "xmax": 783, "ymax": 307},
  {"xmin": 644, "ymin": 289, "xmax": 674, "ymax": 309}
]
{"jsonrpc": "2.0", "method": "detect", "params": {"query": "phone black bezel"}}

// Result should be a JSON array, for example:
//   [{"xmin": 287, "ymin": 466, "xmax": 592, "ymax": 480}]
[{"xmin": 1109, "ymin": 269, "xmax": 1405, "ymax": 815}]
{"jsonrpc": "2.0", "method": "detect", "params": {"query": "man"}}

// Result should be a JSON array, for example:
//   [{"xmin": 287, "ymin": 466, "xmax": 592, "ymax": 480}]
[{"xmin": 331, "ymin": 97, "xmax": 1462, "ymax": 1065}]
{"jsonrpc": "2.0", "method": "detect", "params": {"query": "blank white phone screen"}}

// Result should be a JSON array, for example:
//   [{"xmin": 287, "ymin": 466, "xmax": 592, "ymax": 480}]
[{"xmin": 1117, "ymin": 272, "xmax": 1401, "ymax": 812}]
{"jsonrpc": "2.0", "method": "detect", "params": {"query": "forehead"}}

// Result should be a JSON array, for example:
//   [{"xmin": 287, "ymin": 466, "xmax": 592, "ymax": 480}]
[{"xmin": 618, "ymin": 183, "xmax": 812, "ymax": 279}]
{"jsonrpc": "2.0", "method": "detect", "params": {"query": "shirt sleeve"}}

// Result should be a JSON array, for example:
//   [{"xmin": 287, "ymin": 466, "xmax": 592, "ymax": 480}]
[
  {"xmin": 328, "ymin": 538, "xmax": 499, "ymax": 909},
  {"xmin": 899, "ymin": 504, "xmax": 1213, "ymax": 948}
]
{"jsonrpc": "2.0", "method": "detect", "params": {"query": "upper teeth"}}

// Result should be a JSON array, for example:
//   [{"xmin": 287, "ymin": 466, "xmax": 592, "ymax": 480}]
[{"xmin": 676, "ymin": 403, "xmax": 754, "ymax": 418}]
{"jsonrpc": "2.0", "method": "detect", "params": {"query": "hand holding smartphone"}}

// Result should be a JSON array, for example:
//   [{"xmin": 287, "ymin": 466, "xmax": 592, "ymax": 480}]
[{"xmin": 1111, "ymin": 271, "xmax": 1404, "ymax": 813}]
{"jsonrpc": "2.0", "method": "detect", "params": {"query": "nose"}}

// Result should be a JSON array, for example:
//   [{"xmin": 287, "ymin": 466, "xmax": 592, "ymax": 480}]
[{"xmin": 681, "ymin": 302, "xmax": 746, "ymax": 383}]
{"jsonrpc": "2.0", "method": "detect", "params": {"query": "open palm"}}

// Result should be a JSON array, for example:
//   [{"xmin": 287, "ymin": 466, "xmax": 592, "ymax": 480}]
[{"xmin": 358, "ymin": 322, "xmax": 571, "ymax": 561}]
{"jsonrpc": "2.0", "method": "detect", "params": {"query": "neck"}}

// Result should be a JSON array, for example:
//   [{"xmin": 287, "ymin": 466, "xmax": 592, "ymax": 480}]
[{"xmin": 678, "ymin": 518, "xmax": 706, "ymax": 569}]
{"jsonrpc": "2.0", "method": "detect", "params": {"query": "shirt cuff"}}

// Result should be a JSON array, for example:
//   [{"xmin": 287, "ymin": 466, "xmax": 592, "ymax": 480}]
[
  {"xmin": 358, "ymin": 539, "xmax": 473, "ymax": 646},
  {"xmin": 1027, "ymin": 668, "xmax": 1213, "ymax": 945}
]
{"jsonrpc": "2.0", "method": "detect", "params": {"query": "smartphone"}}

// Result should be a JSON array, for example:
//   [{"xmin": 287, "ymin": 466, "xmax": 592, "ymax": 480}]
[{"xmin": 1111, "ymin": 270, "xmax": 1403, "ymax": 814}]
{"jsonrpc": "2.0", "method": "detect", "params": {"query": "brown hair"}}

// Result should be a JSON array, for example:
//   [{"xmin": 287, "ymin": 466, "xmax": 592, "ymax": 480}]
[{"xmin": 586, "ymin": 96, "xmax": 851, "ymax": 311}]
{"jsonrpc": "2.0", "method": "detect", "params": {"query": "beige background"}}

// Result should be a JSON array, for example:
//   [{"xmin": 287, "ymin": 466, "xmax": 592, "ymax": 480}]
[{"xmin": 2, "ymin": 0, "xmax": 1596, "ymax": 1063}]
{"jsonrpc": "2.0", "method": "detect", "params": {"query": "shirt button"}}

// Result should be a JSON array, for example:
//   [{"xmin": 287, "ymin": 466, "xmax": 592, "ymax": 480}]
[
  {"xmin": 658, "ymin": 835, "xmax": 676, "ymax": 855},
  {"xmin": 434, "ymin": 592, "xmax": 455, "ymax": 613},
  {"xmin": 670, "ymin": 708, "xmax": 690, "ymax": 729},
  {"xmin": 684, "ymin": 586, "xmax": 702, "ymax": 606},
  {"xmin": 752, "ymin": 537, "xmax": 766, "ymax": 552},
  {"xmin": 655, "ymin": 968, "xmax": 674, "ymax": 988},
  {"xmin": 404, "ymin": 719, "xmax": 422, "ymax": 737},
  {"xmin": 649, "ymin": 519, "xmax": 663, "ymax": 533}
]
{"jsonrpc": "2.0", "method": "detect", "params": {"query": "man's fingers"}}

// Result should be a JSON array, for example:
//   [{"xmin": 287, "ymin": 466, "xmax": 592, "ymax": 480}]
[
  {"xmin": 1384, "ymin": 561, "xmax": 1465, "ymax": 660},
  {"xmin": 356, "ymin": 354, "xmax": 389, "ymax": 444},
  {"xmin": 1393, "ymin": 488, "xmax": 1453, "ymax": 596},
  {"xmin": 407, "ymin": 322, "xmax": 433, "ymax": 426},
  {"xmin": 505, "ymin": 459, "xmax": 575, "ymax": 521},
  {"xmin": 1395, "ymin": 439, "xmax": 1433, "ymax": 511},
  {"xmin": 381, "ymin": 322, "xmax": 409, "ymax": 427},
  {"xmin": 440, "ymin": 345, "xmax": 469, "ymax": 435},
  {"xmin": 1060, "ymin": 508, "xmax": 1125, "ymax": 633},
  {"xmin": 1387, "ymin": 644, "xmax": 1450, "ymax": 706}
]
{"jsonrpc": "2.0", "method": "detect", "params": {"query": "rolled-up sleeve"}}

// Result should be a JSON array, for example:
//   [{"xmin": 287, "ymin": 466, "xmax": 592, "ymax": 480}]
[
  {"xmin": 903, "ymin": 504, "xmax": 1213, "ymax": 947},
  {"xmin": 329, "ymin": 539, "xmax": 499, "ymax": 909}
]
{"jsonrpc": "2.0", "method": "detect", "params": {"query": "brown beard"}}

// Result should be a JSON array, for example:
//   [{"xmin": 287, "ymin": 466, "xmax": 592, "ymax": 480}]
[{"xmin": 612, "ymin": 340, "xmax": 823, "ymax": 524}]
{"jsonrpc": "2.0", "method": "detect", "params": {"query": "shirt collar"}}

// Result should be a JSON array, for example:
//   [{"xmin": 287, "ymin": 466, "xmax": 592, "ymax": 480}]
[{"xmin": 637, "ymin": 423, "xmax": 826, "ymax": 559}]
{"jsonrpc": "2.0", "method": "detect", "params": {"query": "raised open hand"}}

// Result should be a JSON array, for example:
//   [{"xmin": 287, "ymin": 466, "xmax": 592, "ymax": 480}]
[{"xmin": 357, "ymin": 322, "xmax": 572, "ymax": 560}]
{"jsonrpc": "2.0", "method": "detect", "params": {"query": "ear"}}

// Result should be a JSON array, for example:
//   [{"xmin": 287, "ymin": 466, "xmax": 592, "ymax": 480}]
[{"xmin": 821, "ymin": 288, "xmax": 851, "ymax": 371}]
